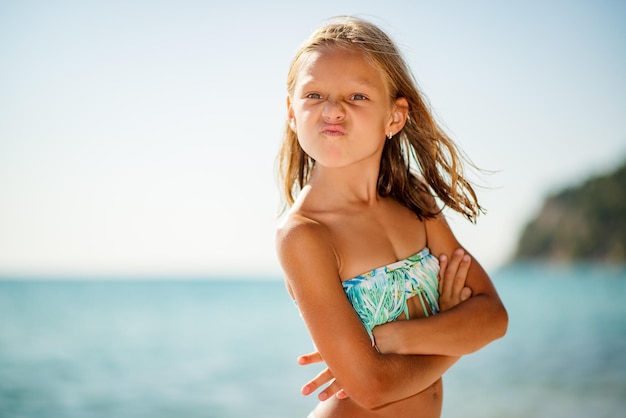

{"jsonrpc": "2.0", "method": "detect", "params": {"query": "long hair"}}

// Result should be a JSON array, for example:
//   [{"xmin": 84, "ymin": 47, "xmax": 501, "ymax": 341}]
[{"xmin": 277, "ymin": 16, "xmax": 483, "ymax": 222}]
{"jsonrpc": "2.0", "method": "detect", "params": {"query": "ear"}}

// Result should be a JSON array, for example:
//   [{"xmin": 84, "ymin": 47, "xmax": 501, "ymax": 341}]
[
  {"xmin": 286, "ymin": 95, "xmax": 297, "ymax": 133},
  {"xmin": 387, "ymin": 97, "xmax": 409, "ymax": 136}
]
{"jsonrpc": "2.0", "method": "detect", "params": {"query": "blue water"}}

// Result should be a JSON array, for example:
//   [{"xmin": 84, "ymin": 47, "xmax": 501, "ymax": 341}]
[{"xmin": 1, "ymin": 264, "xmax": 625, "ymax": 418}]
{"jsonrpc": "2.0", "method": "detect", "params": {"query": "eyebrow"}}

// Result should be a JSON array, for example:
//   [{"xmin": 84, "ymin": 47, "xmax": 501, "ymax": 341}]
[{"xmin": 352, "ymin": 79, "xmax": 381, "ymax": 90}]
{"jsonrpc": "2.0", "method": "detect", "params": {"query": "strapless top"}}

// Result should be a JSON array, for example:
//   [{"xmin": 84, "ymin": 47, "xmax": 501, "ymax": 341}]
[{"xmin": 342, "ymin": 247, "xmax": 440, "ymax": 345}]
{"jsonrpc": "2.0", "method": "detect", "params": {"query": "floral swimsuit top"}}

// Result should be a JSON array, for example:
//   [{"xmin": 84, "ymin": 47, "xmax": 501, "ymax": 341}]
[{"xmin": 342, "ymin": 247, "xmax": 440, "ymax": 345}]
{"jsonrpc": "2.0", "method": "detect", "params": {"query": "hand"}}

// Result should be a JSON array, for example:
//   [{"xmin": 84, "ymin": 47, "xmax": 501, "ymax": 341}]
[
  {"xmin": 438, "ymin": 248, "xmax": 472, "ymax": 311},
  {"xmin": 297, "ymin": 351, "xmax": 349, "ymax": 401}
]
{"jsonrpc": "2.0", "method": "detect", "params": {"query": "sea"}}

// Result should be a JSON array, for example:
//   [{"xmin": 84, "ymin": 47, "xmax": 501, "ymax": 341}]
[{"xmin": 1, "ymin": 264, "xmax": 625, "ymax": 418}]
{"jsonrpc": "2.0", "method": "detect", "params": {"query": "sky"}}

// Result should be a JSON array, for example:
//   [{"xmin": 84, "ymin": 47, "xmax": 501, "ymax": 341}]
[{"xmin": 1, "ymin": 0, "xmax": 625, "ymax": 279}]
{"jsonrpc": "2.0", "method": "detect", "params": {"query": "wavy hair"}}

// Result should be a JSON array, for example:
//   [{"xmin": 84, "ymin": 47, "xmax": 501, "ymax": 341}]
[{"xmin": 277, "ymin": 16, "xmax": 483, "ymax": 222}]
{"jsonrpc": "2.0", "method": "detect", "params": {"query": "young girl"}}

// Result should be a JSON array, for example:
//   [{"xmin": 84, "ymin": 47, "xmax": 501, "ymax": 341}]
[{"xmin": 276, "ymin": 16, "xmax": 508, "ymax": 418}]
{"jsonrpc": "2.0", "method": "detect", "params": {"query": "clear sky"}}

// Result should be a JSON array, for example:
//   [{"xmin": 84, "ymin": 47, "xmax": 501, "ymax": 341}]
[{"xmin": 1, "ymin": 0, "xmax": 625, "ymax": 278}]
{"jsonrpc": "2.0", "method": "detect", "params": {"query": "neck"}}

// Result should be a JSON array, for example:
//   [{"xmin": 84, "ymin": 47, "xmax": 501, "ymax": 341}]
[{"xmin": 308, "ymin": 161, "xmax": 381, "ymax": 206}]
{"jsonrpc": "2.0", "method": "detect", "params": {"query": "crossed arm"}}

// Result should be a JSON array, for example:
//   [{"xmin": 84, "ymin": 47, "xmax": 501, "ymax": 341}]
[
  {"xmin": 298, "ymin": 246, "xmax": 478, "ymax": 401},
  {"xmin": 278, "ymin": 214, "xmax": 508, "ymax": 409}
]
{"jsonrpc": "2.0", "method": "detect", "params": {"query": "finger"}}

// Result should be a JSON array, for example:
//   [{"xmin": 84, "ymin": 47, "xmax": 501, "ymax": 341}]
[
  {"xmin": 317, "ymin": 379, "xmax": 343, "ymax": 402},
  {"xmin": 297, "ymin": 351, "xmax": 324, "ymax": 366},
  {"xmin": 301, "ymin": 367, "xmax": 334, "ymax": 396},
  {"xmin": 438, "ymin": 254, "xmax": 448, "ymax": 294},
  {"xmin": 461, "ymin": 286, "xmax": 472, "ymax": 301},
  {"xmin": 336, "ymin": 389, "xmax": 349, "ymax": 400},
  {"xmin": 442, "ymin": 249, "xmax": 465, "ymax": 297},
  {"xmin": 451, "ymin": 254, "xmax": 471, "ymax": 296}
]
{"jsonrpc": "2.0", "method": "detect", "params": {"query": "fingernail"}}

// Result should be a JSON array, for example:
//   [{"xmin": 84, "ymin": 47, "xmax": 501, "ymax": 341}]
[
  {"xmin": 302, "ymin": 385, "xmax": 310, "ymax": 395},
  {"xmin": 319, "ymin": 392, "xmax": 328, "ymax": 401}
]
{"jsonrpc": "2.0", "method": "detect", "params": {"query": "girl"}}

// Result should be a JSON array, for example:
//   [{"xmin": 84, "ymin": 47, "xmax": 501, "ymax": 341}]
[{"xmin": 276, "ymin": 16, "xmax": 508, "ymax": 418}]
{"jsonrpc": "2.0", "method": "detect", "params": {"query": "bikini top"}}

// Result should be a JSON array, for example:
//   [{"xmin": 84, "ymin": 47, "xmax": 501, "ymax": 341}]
[{"xmin": 342, "ymin": 247, "xmax": 440, "ymax": 345}]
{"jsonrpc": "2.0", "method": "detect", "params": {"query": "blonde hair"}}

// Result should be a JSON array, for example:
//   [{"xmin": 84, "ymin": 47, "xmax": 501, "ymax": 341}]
[{"xmin": 277, "ymin": 16, "xmax": 483, "ymax": 222}]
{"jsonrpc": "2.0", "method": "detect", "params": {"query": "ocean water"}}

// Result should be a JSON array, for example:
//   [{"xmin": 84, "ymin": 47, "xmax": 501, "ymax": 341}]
[{"xmin": 1, "ymin": 265, "xmax": 625, "ymax": 418}]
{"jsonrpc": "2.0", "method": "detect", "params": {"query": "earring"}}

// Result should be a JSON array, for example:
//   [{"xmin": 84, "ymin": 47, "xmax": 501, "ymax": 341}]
[{"xmin": 387, "ymin": 132, "xmax": 393, "ymax": 139}]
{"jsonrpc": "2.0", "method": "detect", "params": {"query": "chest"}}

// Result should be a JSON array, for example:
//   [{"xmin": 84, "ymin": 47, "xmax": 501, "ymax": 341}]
[{"xmin": 326, "ymin": 201, "xmax": 428, "ymax": 280}]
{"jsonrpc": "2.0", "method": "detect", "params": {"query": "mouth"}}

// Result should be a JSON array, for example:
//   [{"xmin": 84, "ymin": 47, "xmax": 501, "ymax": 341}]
[{"xmin": 321, "ymin": 124, "xmax": 345, "ymax": 136}]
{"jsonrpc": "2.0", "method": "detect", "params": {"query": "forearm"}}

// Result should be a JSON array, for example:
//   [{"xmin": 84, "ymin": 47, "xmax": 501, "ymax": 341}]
[{"xmin": 376, "ymin": 294, "xmax": 508, "ymax": 356}]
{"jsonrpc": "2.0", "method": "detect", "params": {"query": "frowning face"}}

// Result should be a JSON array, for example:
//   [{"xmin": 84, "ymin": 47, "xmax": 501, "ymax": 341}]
[{"xmin": 287, "ymin": 46, "xmax": 401, "ymax": 170}]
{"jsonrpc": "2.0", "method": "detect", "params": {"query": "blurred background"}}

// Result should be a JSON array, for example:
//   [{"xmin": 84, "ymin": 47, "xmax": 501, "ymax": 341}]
[{"xmin": 1, "ymin": 1, "xmax": 625, "ymax": 417}]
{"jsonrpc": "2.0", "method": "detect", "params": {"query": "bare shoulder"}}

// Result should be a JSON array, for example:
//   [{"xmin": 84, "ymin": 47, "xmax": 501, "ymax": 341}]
[
  {"xmin": 422, "ymin": 204, "xmax": 461, "ymax": 257},
  {"xmin": 276, "ymin": 210, "xmax": 332, "ymax": 259},
  {"xmin": 276, "ymin": 209, "xmax": 340, "ymax": 296}
]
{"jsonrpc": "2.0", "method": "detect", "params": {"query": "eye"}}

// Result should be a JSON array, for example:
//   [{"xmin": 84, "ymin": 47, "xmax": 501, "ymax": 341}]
[
  {"xmin": 350, "ymin": 94, "xmax": 368, "ymax": 101},
  {"xmin": 305, "ymin": 92, "xmax": 323, "ymax": 99}
]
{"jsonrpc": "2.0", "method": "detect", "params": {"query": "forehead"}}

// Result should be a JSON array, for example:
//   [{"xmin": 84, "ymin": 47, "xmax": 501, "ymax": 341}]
[{"xmin": 295, "ymin": 46, "xmax": 388, "ymax": 91}]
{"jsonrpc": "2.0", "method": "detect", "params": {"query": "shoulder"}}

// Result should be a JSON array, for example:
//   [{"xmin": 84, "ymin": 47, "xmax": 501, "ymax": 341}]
[
  {"xmin": 276, "ymin": 210, "xmax": 340, "ymax": 290},
  {"xmin": 423, "ymin": 203, "xmax": 461, "ymax": 257},
  {"xmin": 276, "ymin": 210, "xmax": 332, "ymax": 257}
]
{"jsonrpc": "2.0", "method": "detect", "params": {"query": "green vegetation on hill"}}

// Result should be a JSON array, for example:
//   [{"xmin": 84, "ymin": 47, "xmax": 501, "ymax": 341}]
[{"xmin": 514, "ymin": 159, "xmax": 626, "ymax": 263}]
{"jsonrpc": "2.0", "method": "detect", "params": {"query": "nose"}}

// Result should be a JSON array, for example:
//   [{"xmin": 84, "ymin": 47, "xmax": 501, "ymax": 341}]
[{"xmin": 322, "ymin": 99, "xmax": 345, "ymax": 122}]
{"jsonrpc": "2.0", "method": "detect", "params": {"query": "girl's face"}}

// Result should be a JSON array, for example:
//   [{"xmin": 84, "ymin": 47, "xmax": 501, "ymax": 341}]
[{"xmin": 287, "ymin": 46, "xmax": 406, "ymax": 170}]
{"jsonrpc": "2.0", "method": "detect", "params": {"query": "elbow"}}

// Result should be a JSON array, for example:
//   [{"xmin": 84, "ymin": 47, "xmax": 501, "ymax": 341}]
[
  {"xmin": 350, "ymin": 394, "xmax": 385, "ymax": 411},
  {"xmin": 486, "ymin": 293, "xmax": 509, "ymax": 341},
  {"xmin": 489, "ymin": 294, "xmax": 509, "ymax": 341},
  {"xmin": 495, "ymin": 303, "xmax": 509, "ymax": 339},
  {"xmin": 359, "ymin": 376, "xmax": 389, "ymax": 410},
  {"xmin": 465, "ymin": 299, "xmax": 509, "ymax": 355},
  {"xmin": 481, "ymin": 301, "xmax": 509, "ymax": 349},
  {"xmin": 341, "ymin": 365, "xmax": 393, "ymax": 410},
  {"xmin": 363, "ymin": 396, "xmax": 389, "ymax": 411},
  {"xmin": 349, "ymin": 384, "xmax": 388, "ymax": 410}
]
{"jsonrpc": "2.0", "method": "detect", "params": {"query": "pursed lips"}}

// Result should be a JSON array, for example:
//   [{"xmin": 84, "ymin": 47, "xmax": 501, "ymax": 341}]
[{"xmin": 321, "ymin": 124, "xmax": 345, "ymax": 136}]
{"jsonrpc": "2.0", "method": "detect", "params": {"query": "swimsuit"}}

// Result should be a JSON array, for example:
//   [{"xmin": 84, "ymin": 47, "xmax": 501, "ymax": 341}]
[{"xmin": 342, "ymin": 247, "xmax": 440, "ymax": 345}]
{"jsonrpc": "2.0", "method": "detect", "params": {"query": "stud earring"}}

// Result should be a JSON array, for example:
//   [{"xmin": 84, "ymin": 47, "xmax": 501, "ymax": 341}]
[{"xmin": 387, "ymin": 132, "xmax": 393, "ymax": 139}]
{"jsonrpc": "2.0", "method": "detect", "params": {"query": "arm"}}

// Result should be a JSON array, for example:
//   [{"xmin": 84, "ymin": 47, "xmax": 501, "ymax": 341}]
[
  {"xmin": 298, "ymin": 248, "xmax": 472, "ymax": 401},
  {"xmin": 373, "ymin": 213, "xmax": 508, "ymax": 357},
  {"xmin": 299, "ymin": 352, "xmax": 459, "ymax": 404},
  {"xmin": 277, "ymin": 217, "xmax": 459, "ymax": 409}
]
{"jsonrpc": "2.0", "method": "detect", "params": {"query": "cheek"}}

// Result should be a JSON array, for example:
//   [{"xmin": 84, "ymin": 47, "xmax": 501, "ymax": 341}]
[
  {"xmin": 295, "ymin": 129, "xmax": 314, "ymax": 155},
  {"xmin": 292, "ymin": 108, "xmax": 316, "ymax": 135},
  {"xmin": 293, "ymin": 126, "xmax": 321, "ymax": 162}
]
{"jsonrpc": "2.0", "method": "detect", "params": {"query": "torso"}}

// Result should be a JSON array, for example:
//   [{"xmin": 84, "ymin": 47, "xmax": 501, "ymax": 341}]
[
  {"xmin": 296, "ymin": 195, "xmax": 444, "ymax": 417},
  {"xmin": 311, "ymin": 379, "xmax": 443, "ymax": 418},
  {"xmin": 307, "ymin": 196, "xmax": 428, "ymax": 280}
]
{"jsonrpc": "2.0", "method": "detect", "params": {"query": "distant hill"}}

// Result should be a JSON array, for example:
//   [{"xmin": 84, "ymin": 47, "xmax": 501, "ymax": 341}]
[{"xmin": 513, "ymin": 159, "xmax": 626, "ymax": 264}]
